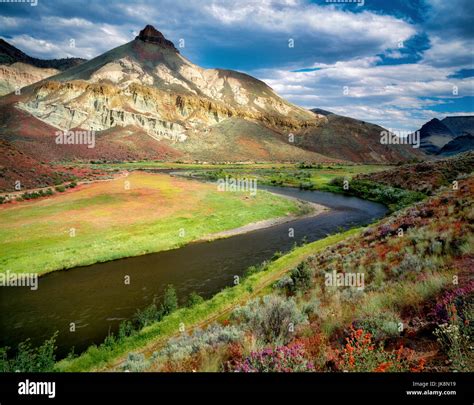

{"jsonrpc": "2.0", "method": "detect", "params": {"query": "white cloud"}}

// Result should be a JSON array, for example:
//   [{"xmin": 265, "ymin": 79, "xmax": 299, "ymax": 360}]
[
  {"xmin": 205, "ymin": 1, "xmax": 416, "ymax": 53},
  {"xmin": 257, "ymin": 55, "xmax": 473, "ymax": 131}
]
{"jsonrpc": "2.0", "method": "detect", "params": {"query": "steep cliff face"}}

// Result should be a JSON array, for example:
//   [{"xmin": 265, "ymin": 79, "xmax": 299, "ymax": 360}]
[{"xmin": 18, "ymin": 78, "xmax": 317, "ymax": 144}]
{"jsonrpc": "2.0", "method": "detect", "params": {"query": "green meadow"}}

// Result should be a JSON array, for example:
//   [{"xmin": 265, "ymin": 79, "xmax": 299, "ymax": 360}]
[{"xmin": 0, "ymin": 172, "xmax": 307, "ymax": 276}]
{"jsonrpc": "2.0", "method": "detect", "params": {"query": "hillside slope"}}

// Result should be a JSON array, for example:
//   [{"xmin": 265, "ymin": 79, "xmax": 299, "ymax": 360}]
[
  {"xmin": 302, "ymin": 109, "xmax": 424, "ymax": 163},
  {"xmin": 0, "ymin": 39, "xmax": 86, "ymax": 96}
]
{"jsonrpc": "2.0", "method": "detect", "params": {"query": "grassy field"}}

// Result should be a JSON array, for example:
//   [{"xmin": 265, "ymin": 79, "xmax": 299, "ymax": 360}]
[
  {"xmin": 176, "ymin": 163, "xmax": 391, "ymax": 190},
  {"xmin": 69, "ymin": 161, "xmax": 392, "ymax": 191},
  {"xmin": 177, "ymin": 164, "xmax": 426, "ymax": 212},
  {"xmin": 0, "ymin": 172, "xmax": 307, "ymax": 276}
]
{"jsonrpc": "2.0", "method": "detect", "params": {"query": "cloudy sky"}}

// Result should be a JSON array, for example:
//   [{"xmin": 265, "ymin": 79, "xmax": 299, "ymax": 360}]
[{"xmin": 1, "ymin": 0, "xmax": 472, "ymax": 131}]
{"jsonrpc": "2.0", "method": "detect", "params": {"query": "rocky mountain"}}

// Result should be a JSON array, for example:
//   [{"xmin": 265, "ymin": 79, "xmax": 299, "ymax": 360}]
[
  {"xmin": 417, "ymin": 116, "xmax": 474, "ymax": 156},
  {"xmin": 437, "ymin": 134, "xmax": 474, "ymax": 156},
  {"xmin": 310, "ymin": 108, "xmax": 333, "ymax": 116},
  {"xmin": 304, "ymin": 109, "xmax": 423, "ymax": 163},
  {"xmin": 418, "ymin": 118, "xmax": 456, "ymax": 154},
  {"xmin": 442, "ymin": 116, "xmax": 474, "ymax": 137},
  {"xmin": 0, "ymin": 39, "xmax": 85, "ymax": 70},
  {"xmin": 0, "ymin": 39, "xmax": 86, "ymax": 96},
  {"xmin": 0, "ymin": 25, "xmax": 427, "ymax": 189}
]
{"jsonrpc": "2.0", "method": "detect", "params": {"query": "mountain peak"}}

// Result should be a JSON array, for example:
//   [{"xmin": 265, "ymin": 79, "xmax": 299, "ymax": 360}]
[{"xmin": 135, "ymin": 25, "xmax": 178, "ymax": 51}]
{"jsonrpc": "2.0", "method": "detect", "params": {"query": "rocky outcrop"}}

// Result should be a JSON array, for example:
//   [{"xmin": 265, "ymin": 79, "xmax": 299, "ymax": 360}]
[{"xmin": 135, "ymin": 25, "xmax": 178, "ymax": 51}]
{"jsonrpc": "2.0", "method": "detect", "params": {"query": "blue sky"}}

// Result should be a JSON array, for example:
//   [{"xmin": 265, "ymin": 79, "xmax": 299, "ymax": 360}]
[{"xmin": 0, "ymin": 0, "xmax": 473, "ymax": 131}]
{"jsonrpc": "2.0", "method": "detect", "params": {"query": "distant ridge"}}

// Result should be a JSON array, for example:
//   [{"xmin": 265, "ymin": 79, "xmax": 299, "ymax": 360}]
[
  {"xmin": 416, "ymin": 116, "xmax": 474, "ymax": 156},
  {"xmin": 0, "ymin": 38, "xmax": 86, "ymax": 70}
]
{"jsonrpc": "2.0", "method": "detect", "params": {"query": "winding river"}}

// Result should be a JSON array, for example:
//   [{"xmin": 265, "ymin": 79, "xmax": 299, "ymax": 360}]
[{"xmin": 0, "ymin": 183, "xmax": 387, "ymax": 357}]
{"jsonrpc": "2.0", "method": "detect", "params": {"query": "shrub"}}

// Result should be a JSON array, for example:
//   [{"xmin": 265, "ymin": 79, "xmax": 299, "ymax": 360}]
[
  {"xmin": 271, "ymin": 251, "xmax": 283, "ymax": 261},
  {"xmin": 118, "ymin": 320, "xmax": 135, "ymax": 341},
  {"xmin": 274, "ymin": 276, "xmax": 293, "ymax": 291},
  {"xmin": 279, "ymin": 261, "xmax": 313, "ymax": 294},
  {"xmin": 244, "ymin": 261, "xmax": 269, "ymax": 277},
  {"xmin": 232, "ymin": 344, "xmax": 314, "ymax": 372},
  {"xmin": 0, "ymin": 332, "xmax": 58, "ymax": 372},
  {"xmin": 433, "ymin": 299, "xmax": 473, "ymax": 371},
  {"xmin": 340, "ymin": 288, "xmax": 365, "ymax": 304},
  {"xmin": 161, "ymin": 284, "xmax": 178, "ymax": 315},
  {"xmin": 121, "ymin": 352, "xmax": 149, "ymax": 372},
  {"xmin": 430, "ymin": 282, "xmax": 474, "ymax": 324},
  {"xmin": 187, "ymin": 292, "xmax": 204, "ymax": 307},
  {"xmin": 353, "ymin": 312, "xmax": 402, "ymax": 341},
  {"xmin": 55, "ymin": 185, "xmax": 66, "ymax": 192},
  {"xmin": 232, "ymin": 295, "xmax": 307, "ymax": 345},
  {"xmin": 155, "ymin": 324, "xmax": 243, "ymax": 364},
  {"xmin": 134, "ymin": 299, "xmax": 162, "ymax": 329},
  {"xmin": 392, "ymin": 253, "xmax": 425, "ymax": 278},
  {"xmin": 301, "ymin": 297, "xmax": 321, "ymax": 318},
  {"xmin": 336, "ymin": 327, "xmax": 423, "ymax": 372}
]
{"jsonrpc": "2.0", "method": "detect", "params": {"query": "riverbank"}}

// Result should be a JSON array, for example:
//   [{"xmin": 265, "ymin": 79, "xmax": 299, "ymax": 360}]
[
  {"xmin": 56, "ymin": 228, "xmax": 361, "ymax": 372},
  {"xmin": 0, "ymin": 172, "xmax": 316, "ymax": 276},
  {"xmin": 199, "ymin": 197, "xmax": 327, "ymax": 241}
]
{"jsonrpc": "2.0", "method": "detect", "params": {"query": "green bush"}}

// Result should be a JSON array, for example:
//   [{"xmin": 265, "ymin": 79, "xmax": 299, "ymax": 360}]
[
  {"xmin": 281, "ymin": 261, "xmax": 313, "ymax": 293},
  {"xmin": 0, "ymin": 332, "xmax": 58, "ymax": 372},
  {"xmin": 134, "ymin": 300, "xmax": 162, "ymax": 329},
  {"xmin": 133, "ymin": 285, "xmax": 178, "ymax": 329},
  {"xmin": 232, "ymin": 294, "xmax": 307, "ymax": 345},
  {"xmin": 161, "ymin": 285, "xmax": 178, "ymax": 315},
  {"xmin": 353, "ymin": 312, "xmax": 402, "ymax": 341},
  {"xmin": 121, "ymin": 352, "xmax": 149, "ymax": 372},
  {"xmin": 187, "ymin": 292, "xmax": 204, "ymax": 307},
  {"xmin": 153, "ymin": 324, "xmax": 243, "ymax": 365},
  {"xmin": 118, "ymin": 320, "xmax": 135, "ymax": 341}
]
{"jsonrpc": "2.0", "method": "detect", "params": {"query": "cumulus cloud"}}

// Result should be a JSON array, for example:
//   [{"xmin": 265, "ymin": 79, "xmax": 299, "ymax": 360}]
[{"xmin": 258, "ymin": 55, "xmax": 472, "ymax": 131}]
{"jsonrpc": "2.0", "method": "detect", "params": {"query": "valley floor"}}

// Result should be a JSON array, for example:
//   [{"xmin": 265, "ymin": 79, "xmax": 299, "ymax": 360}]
[
  {"xmin": 0, "ymin": 172, "xmax": 314, "ymax": 276},
  {"xmin": 54, "ymin": 159, "xmax": 473, "ymax": 373}
]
